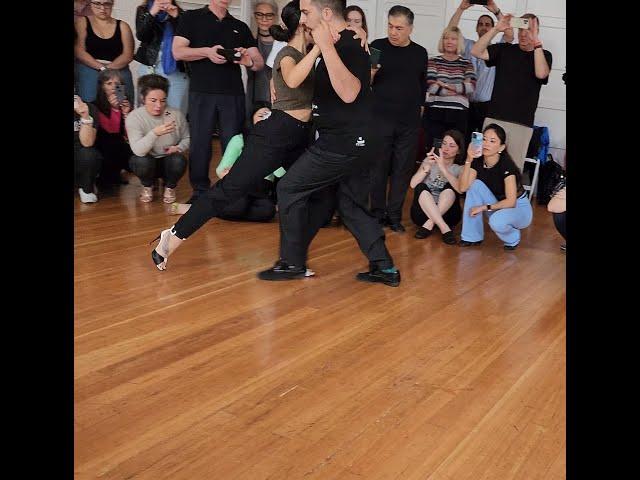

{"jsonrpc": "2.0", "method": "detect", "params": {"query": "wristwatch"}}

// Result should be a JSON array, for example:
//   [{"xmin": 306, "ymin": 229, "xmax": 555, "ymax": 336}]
[
  {"xmin": 486, "ymin": 204, "xmax": 493, "ymax": 212},
  {"xmin": 80, "ymin": 116, "xmax": 94, "ymax": 125}
]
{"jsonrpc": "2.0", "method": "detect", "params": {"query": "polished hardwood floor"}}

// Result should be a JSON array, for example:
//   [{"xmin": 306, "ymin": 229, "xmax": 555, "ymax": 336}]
[{"xmin": 74, "ymin": 146, "xmax": 566, "ymax": 479}]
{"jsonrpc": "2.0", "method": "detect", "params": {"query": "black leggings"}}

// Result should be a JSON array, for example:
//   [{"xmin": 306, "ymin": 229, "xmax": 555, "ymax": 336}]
[
  {"xmin": 75, "ymin": 145, "xmax": 102, "ymax": 192},
  {"xmin": 95, "ymin": 131, "xmax": 132, "ymax": 185},
  {"xmin": 174, "ymin": 110, "xmax": 311, "ymax": 239},
  {"xmin": 410, "ymin": 183, "xmax": 462, "ymax": 229},
  {"xmin": 219, "ymin": 196, "xmax": 276, "ymax": 222},
  {"xmin": 129, "ymin": 153, "xmax": 187, "ymax": 188},
  {"xmin": 553, "ymin": 211, "xmax": 566, "ymax": 240}
]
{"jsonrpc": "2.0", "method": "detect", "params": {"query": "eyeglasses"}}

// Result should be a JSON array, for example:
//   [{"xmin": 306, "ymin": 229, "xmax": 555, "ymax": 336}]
[
  {"xmin": 254, "ymin": 12, "xmax": 275, "ymax": 20},
  {"xmin": 91, "ymin": 2, "xmax": 114, "ymax": 9}
]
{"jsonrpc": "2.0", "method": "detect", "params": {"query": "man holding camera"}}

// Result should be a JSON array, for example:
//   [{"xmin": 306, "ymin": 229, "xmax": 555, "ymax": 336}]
[
  {"xmin": 471, "ymin": 12, "xmax": 552, "ymax": 171},
  {"xmin": 173, "ymin": 0, "xmax": 265, "ymax": 203}
]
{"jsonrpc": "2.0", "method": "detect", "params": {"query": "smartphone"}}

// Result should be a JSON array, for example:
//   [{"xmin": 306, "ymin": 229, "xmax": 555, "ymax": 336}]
[
  {"xmin": 469, "ymin": 0, "xmax": 488, "ymax": 5},
  {"xmin": 471, "ymin": 132, "xmax": 483, "ymax": 155},
  {"xmin": 510, "ymin": 17, "xmax": 530, "ymax": 29},
  {"xmin": 369, "ymin": 47, "xmax": 382, "ymax": 67},
  {"xmin": 74, "ymin": 94, "xmax": 80, "ymax": 110},
  {"xmin": 219, "ymin": 48, "xmax": 242, "ymax": 63},
  {"xmin": 115, "ymin": 84, "xmax": 126, "ymax": 104},
  {"xmin": 164, "ymin": 110, "xmax": 174, "ymax": 124},
  {"xmin": 433, "ymin": 138, "xmax": 443, "ymax": 157}
]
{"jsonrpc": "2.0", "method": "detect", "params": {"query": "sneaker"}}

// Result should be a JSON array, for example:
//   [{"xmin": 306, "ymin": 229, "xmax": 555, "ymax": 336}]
[
  {"xmin": 355, "ymin": 268, "xmax": 401, "ymax": 287},
  {"xmin": 163, "ymin": 187, "xmax": 176, "ymax": 204},
  {"xmin": 389, "ymin": 223, "xmax": 405, "ymax": 233},
  {"xmin": 140, "ymin": 186, "xmax": 153, "ymax": 203},
  {"xmin": 257, "ymin": 260, "xmax": 307, "ymax": 281},
  {"xmin": 503, "ymin": 244, "xmax": 519, "ymax": 251},
  {"xmin": 305, "ymin": 268, "xmax": 315, "ymax": 277},
  {"xmin": 78, "ymin": 188, "xmax": 97, "ymax": 203}
]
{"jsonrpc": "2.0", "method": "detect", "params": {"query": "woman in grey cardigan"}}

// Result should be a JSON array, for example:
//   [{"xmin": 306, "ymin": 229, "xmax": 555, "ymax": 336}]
[{"xmin": 125, "ymin": 74, "xmax": 189, "ymax": 203}]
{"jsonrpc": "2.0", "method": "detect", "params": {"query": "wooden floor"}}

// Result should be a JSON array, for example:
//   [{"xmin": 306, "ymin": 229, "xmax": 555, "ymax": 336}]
[{"xmin": 74, "ymin": 146, "xmax": 566, "ymax": 479}]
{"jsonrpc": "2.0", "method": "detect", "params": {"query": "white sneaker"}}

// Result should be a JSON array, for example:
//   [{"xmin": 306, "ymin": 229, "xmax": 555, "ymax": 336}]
[
  {"xmin": 305, "ymin": 268, "xmax": 315, "ymax": 277},
  {"xmin": 78, "ymin": 188, "xmax": 97, "ymax": 203}
]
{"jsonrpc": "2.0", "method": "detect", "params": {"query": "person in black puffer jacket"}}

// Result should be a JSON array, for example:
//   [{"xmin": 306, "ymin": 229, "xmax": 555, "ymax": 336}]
[{"xmin": 134, "ymin": 1, "xmax": 190, "ymax": 115}]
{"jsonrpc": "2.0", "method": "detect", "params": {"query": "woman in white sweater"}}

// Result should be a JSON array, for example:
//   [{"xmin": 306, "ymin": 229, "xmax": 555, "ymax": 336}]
[{"xmin": 125, "ymin": 74, "xmax": 189, "ymax": 203}]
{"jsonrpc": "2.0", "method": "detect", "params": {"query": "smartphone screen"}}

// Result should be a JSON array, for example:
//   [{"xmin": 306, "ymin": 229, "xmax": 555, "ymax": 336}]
[
  {"xmin": 510, "ymin": 17, "xmax": 530, "ymax": 29},
  {"xmin": 115, "ymin": 84, "xmax": 126, "ymax": 104},
  {"xmin": 471, "ymin": 132, "xmax": 483, "ymax": 155}
]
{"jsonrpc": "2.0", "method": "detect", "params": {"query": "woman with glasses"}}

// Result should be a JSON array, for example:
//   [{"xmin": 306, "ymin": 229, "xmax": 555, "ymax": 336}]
[
  {"xmin": 74, "ymin": 0, "xmax": 135, "ymax": 102},
  {"xmin": 134, "ymin": 1, "xmax": 190, "ymax": 115},
  {"xmin": 246, "ymin": 0, "xmax": 279, "ymax": 121}
]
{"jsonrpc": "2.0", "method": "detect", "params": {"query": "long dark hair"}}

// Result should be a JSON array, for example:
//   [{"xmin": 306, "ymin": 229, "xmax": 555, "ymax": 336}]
[
  {"xmin": 344, "ymin": 5, "xmax": 368, "ymax": 33},
  {"xmin": 442, "ymin": 129, "xmax": 466, "ymax": 165},
  {"xmin": 95, "ymin": 69, "xmax": 123, "ymax": 116},
  {"xmin": 483, "ymin": 123, "xmax": 523, "ymax": 183},
  {"xmin": 269, "ymin": 0, "xmax": 301, "ymax": 42}
]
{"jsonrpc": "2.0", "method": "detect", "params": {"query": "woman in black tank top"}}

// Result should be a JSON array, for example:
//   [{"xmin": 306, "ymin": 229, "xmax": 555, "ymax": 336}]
[{"xmin": 74, "ymin": 0, "xmax": 134, "ymax": 103}]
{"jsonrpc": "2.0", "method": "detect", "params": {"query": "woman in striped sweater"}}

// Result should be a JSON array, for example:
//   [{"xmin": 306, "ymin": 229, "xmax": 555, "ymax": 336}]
[{"xmin": 423, "ymin": 26, "xmax": 476, "ymax": 152}]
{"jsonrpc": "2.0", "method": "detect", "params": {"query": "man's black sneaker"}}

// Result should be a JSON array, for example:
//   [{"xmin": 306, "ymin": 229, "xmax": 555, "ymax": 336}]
[
  {"xmin": 258, "ymin": 260, "xmax": 307, "ymax": 281},
  {"xmin": 355, "ymin": 268, "xmax": 401, "ymax": 287}
]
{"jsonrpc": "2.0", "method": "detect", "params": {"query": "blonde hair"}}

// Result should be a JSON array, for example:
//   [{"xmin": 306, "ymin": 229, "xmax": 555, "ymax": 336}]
[{"xmin": 438, "ymin": 26, "xmax": 464, "ymax": 55}]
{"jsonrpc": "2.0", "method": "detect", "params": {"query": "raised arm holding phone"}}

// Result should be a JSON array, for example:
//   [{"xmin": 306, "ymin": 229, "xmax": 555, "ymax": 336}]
[{"xmin": 469, "ymin": 12, "xmax": 552, "ymax": 172}]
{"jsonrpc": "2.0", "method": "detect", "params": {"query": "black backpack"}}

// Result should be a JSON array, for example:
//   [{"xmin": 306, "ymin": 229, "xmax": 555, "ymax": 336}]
[{"xmin": 537, "ymin": 155, "xmax": 565, "ymax": 205}]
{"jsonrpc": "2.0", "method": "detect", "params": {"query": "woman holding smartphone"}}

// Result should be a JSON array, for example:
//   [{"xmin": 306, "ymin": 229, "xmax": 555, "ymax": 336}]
[
  {"xmin": 125, "ymin": 74, "xmax": 189, "ymax": 203},
  {"xmin": 409, "ymin": 130, "xmax": 465, "ymax": 243},
  {"xmin": 93, "ymin": 69, "xmax": 133, "ymax": 188},
  {"xmin": 149, "ymin": 0, "xmax": 318, "ymax": 271},
  {"xmin": 134, "ymin": 0, "xmax": 190, "ymax": 115},
  {"xmin": 458, "ymin": 124, "xmax": 532, "ymax": 250}
]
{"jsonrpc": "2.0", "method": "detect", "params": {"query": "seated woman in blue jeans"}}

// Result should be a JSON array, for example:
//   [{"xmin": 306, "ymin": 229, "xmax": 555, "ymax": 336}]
[{"xmin": 458, "ymin": 123, "xmax": 533, "ymax": 250}]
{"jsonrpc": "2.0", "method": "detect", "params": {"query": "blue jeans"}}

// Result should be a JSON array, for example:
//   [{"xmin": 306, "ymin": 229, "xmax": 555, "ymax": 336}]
[
  {"xmin": 137, "ymin": 64, "xmax": 189, "ymax": 116},
  {"xmin": 461, "ymin": 179, "xmax": 533, "ymax": 246},
  {"xmin": 75, "ymin": 62, "xmax": 134, "ymax": 103}
]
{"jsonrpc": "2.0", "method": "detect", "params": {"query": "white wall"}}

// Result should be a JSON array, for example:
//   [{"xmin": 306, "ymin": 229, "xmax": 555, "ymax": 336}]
[
  {"xmin": 348, "ymin": 0, "xmax": 566, "ymax": 164},
  {"xmin": 109, "ymin": 0, "xmax": 565, "ymax": 162}
]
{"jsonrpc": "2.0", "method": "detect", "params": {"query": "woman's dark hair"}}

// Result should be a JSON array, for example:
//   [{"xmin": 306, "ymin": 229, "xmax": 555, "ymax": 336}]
[
  {"xmin": 138, "ymin": 74, "xmax": 170, "ymax": 101},
  {"xmin": 483, "ymin": 123, "xmax": 522, "ymax": 182},
  {"xmin": 442, "ymin": 129, "xmax": 466, "ymax": 165},
  {"xmin": 269, "ymin": 0, "xmax": 301, "ymax": 42},
  {"xmin": 344, "ymin": 5, "xmax": 368, "ymax": 33},
  {"xmin": 95, "ymin": 69, "xmax": 124, "ymax": 116}
]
